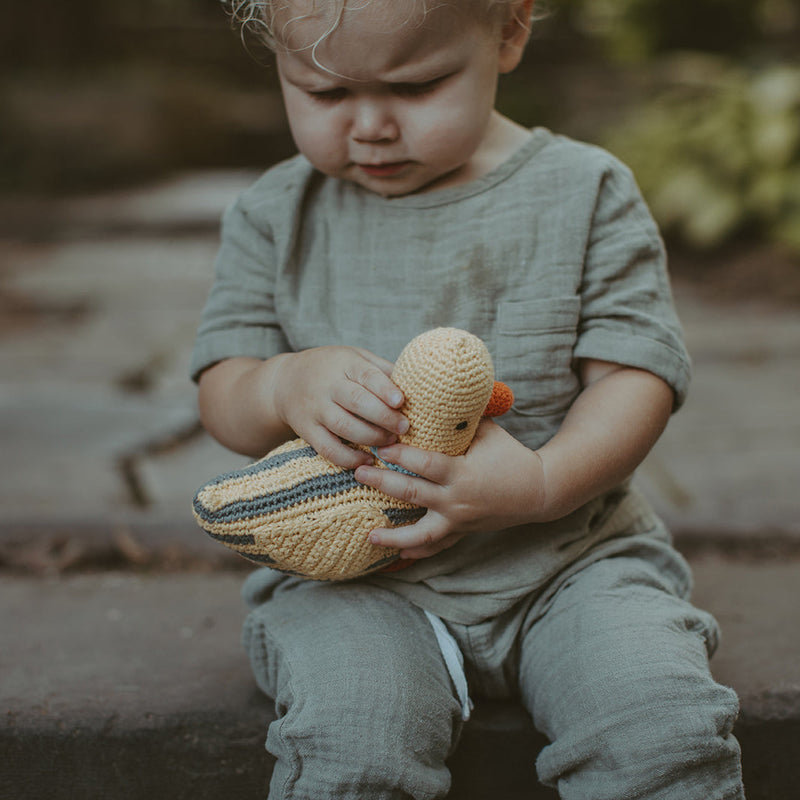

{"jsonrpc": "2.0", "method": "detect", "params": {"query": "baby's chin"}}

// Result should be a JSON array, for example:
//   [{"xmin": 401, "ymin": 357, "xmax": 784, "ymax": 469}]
[{"xmin": 330, "ymin": 162, "xmax": 466, "ymax": 198}]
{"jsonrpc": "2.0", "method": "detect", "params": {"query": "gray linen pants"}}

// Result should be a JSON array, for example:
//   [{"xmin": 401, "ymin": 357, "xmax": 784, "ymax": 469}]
[{"xmin": 242, "ymin": 538, "xmax": 744, "ymax": 800}]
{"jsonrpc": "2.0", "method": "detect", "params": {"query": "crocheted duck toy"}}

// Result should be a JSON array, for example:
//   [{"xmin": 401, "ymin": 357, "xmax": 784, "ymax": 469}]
[{"xmin": 192, "ymin": 328, "xmax": 514, "ymax": 581}]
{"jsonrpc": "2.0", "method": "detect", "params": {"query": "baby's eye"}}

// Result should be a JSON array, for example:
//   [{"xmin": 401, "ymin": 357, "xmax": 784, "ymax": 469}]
[
  {"xmin": 392, "ymin": 77, "xmax": 445, "ymax": 99},
  {"xmin": 308, "ymin": 87, "xmax": 348, "ymax": 104}
]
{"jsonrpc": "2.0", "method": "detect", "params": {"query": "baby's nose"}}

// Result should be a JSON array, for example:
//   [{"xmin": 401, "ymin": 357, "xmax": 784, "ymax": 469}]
[{"xmin": 351, "ymin": 98, "xmax": 399, "ymax": 143}]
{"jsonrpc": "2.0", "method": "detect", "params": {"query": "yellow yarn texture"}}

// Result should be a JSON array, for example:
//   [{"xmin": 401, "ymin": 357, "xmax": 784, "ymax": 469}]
[{"xmin": 192, "ymin": 328, "xmax": 496, "ymax": 580}]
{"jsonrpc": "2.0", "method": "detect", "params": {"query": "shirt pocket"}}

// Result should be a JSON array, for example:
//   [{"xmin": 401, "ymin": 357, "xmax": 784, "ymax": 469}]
[{"xmin": 495, "ymin": 297, "xmax": 581, "ymax": 418}]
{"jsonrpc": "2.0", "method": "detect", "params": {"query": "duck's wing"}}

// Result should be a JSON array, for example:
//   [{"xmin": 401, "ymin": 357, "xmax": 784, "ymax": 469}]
[{"xmin": 192, "ymin": 438, "xmax": 424, "ymax": 579}]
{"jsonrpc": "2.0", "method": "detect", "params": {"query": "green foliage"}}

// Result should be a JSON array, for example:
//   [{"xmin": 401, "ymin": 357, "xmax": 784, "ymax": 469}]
[
  {"xmin": 605, "ymin": 57, "xmax": 800, "ymax": 252},
  {"xmin": 548, "ymin": 0, "xmax": 783, "ymax": 61}
]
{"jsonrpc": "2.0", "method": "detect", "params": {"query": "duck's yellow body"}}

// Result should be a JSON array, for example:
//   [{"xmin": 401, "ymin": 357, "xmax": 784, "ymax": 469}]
[{"xmin": 192, "ymin": 328, "xmax": 512, "ymax": 580}]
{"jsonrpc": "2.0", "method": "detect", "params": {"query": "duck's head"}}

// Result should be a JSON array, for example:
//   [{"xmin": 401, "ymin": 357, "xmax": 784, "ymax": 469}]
[{"xmin": 390, "ymin": 328, "xmax": 513, "ymax": 457}]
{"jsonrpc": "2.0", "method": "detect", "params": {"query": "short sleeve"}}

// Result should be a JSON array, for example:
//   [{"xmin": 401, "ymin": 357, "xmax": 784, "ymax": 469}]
[
  {"xmin": 189, "ymin": 197, "xmax": 291, "ymax": 382},
  {"xmin": 573, "ymin": 160, "xmax": 691, "ymax": 409}
]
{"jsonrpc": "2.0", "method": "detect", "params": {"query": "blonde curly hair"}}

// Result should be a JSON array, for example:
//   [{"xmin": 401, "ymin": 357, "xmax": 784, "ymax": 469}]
[{"xmin": 225, "ymin": 0, "xmax": 536, "ymax": 52}]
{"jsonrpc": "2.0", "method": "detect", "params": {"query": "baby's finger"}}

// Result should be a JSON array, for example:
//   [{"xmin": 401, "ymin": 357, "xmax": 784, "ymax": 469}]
[
  {"xmin": 333, "ymin": 380, "xmax": 408, "ymax": 436},
  {"xmin": 308, "ymin": 426, "xmax": 373, "ymax": 470},
  {"xmin": 324, "ymin": 407, "xmax": 400, "ymax": 449},
  {"xmin": 372, "ymin": 444, "xmax": 451, "ymax": 485},
  {"xmin": 369, "ymin": 514, "xmax": 462, "ymax": 558},
  {"xmin": 354, "ymin": 464, "xmax": 438, "ymax": 508},
  {"xmin": 345, "ymin": 355, "xmax": 405, "ymax": 410},
  {"xmin": 355, "ymin": 348, "xmax": 397, "ymax": 379}
]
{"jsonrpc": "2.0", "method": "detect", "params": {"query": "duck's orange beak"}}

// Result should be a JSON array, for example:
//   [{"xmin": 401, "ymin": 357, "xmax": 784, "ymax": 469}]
[{"xmin": 482, "ymin": 381, "xmax": 514, "ymax": 418}]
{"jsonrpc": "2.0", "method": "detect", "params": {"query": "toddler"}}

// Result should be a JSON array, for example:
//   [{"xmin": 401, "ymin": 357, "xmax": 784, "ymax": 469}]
[{"xmin": 191, "ymin": 0, "xmax": 746, "ymax": 797}]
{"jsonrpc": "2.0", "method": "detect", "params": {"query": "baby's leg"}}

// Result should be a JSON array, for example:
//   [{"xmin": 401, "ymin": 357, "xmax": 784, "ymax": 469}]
[
  {"xmin": 518, "ymin": 550, "xmax": 744, "ymax": 800},
  {"xmin": 243, "ymin": 579, "xmax": 463, "ymax": 800}
]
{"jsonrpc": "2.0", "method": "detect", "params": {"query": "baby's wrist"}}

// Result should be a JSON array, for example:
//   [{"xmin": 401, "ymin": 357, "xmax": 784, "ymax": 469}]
[
  {"xmin": 506, "ymin": 447, "xmax": 560, "ymax": 526},
  {"xmin": 262, "ymin": 352, "xmax": 295, "ymax": 428}
]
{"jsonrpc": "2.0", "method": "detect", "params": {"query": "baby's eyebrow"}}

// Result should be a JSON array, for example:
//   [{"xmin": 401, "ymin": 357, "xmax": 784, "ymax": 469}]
[
  {"xmin": 287, "ymin": 68, "xmax": 452, "ymax": 93},
  {"xmin": 277, "ymin": 43, "xmax": 465, "ymax": 87},
  {"xmin": 389, "ymin": 71, "xmax": 452, "ymax": 87},
  {"xmin": 382, "ymin": 53, "xmax": 463, "ymax": 84}
]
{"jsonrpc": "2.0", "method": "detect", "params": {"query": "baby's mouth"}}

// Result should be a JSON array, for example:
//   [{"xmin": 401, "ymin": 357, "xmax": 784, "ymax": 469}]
[{"xmin": 357, "ymin": 161, "xmax": 411, "ymax": 178}]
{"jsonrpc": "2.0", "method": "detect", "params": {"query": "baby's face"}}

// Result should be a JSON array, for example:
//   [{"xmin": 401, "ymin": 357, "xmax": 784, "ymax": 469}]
[{"xmin": 273, "ymin": 0, "xmax": 518, "ymax": 196}]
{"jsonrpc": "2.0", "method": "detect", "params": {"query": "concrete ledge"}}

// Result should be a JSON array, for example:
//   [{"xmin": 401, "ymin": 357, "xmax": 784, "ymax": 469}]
[
  {"xmin": 2, "ymin": 711, "xmax": 271, "ymax": 800},
  {"xmin": 1, "ymin": 556, "xmax": 798, "ymax": 799}
]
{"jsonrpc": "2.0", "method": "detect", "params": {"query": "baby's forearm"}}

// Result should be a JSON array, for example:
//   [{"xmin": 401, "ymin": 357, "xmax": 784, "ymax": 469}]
[
  {"xmin": 197, "ymin": 346, "xmax": 407, "ymax": 467},
  {"xmin": 535, "ymin": 363, "xmax": 674, "ymax": 521},
  {"xmin": 197, "ymin": 356, "xmax": 295, "ymax": 458}
]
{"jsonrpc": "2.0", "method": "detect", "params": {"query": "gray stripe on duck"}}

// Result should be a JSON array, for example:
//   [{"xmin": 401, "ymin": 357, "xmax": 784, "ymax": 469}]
[
  {"xmin": 202, "ymin": 444, "xmax": 318, "ymax": 487},
  {"xmin": 363, "ymin": 553, "xmax": 402, "ymax": 572},
  {"xmin": 382, "ymin": 507, "xmax": 426, "ymax": 525},
  {"xmin": 239, "ymin": 551, "xmax": 278, "ymax": 565},
  {"xmin": 370, "ymin": 447, "xmax": 421, "ymax": 478},
  {"xmin": 204, "ymin": 530, "xmax": 257, "ymax": 545},
  {"xmin": 194, "ymin": 469, "xmax": 366, "ymax": 524}
]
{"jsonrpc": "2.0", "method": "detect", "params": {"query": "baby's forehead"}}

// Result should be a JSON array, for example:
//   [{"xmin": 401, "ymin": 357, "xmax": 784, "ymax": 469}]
[
  {"xmin": 275, "ymin": 0, "xmax": 490, "ymax": 80},
  {"xmin": 273, "ymin": 0, "xmax": 486, "ymax": 52}
]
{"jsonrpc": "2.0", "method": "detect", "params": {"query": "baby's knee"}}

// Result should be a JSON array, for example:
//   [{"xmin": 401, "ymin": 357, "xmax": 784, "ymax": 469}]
[
  {"xmin": 265, "ymin": 664, "xmax": 459, "ymax": 800},
  {"xmin": 537, "ymin": 675, "xmax": 743, "ymax": 799}
]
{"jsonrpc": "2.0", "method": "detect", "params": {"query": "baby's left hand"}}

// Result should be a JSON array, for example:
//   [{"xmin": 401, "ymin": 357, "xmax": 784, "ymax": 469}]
[{"xmin": 354, "ymin": 419, "xmax": 546, "ymax": 559}]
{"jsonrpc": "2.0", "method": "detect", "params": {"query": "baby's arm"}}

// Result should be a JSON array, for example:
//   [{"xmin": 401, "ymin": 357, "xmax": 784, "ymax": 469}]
[
  {"xmin": 534, "ymin": 359, "xmax": 673, "ymax": 517},
  {"xmin": 197, "ymin": 347, "xmax": 409, "ymax": 469},
  {"xmin": 358, "ymin": 359, "xmax": 673, "ymax": 558}
]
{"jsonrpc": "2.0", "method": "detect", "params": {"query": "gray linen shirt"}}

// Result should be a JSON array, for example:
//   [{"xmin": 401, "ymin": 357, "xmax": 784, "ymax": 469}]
[{"xmin": 191, "ymin": 128, "xmax": 691, "ymax": 623}]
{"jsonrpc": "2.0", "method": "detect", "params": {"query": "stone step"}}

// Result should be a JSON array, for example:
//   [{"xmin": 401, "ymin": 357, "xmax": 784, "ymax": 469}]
[{"xmin": 1, "ymin": 553, "xmax": 797, "ymax": 799}]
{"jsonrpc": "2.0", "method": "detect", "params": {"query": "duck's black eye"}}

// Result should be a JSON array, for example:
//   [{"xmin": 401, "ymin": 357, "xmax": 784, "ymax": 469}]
[{"xmin": 455, "ymin": 421, "xmax": 468, "ymax": 431}]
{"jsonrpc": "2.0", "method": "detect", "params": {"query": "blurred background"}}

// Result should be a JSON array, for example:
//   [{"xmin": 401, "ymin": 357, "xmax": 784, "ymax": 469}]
[
  {"xmin": 1, "ymin": 0, "xmax": 799, "ymax": 567},
  {"xmin": 2, "ymin": 8, "xmax": 798, "ymax": 794}
]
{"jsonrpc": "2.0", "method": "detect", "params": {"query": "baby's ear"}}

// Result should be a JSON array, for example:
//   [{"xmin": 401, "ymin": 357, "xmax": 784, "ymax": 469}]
[{"xmin": 498, "ymin": 0, "xmax": 535, "ymax": 73}]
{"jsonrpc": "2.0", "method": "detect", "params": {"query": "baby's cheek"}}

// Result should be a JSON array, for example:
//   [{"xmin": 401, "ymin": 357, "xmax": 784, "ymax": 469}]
[
  {"xmin": 419, "ymin": 113, "xmax": 487, "ymax": 168},
  {"xmin": 286, "ymin": 110, "xmax": 347, "ymax": 173}
]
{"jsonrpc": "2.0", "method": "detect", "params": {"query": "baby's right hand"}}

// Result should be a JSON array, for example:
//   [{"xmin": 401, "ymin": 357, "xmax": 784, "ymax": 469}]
[{"xmin": 271, "ymin": 346, "xmax": 409, "ymax": 469}]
